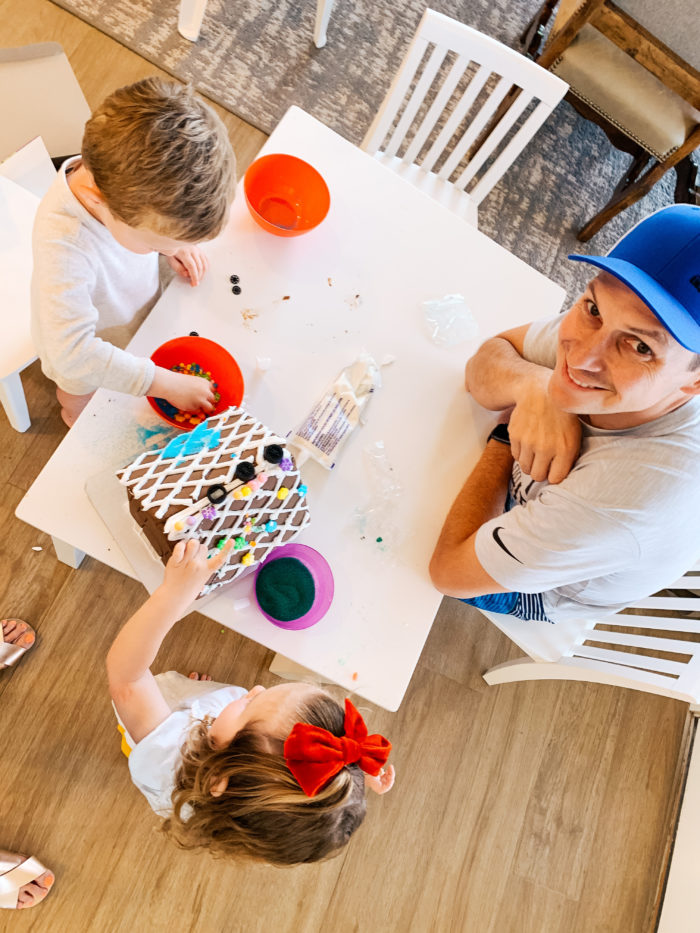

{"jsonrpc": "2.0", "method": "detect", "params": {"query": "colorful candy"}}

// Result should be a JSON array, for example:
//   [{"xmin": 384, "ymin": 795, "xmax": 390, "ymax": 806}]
[
  {"xmin": 241, "ymin": 553, "xmax": 254, "ymax": 566},
  {"xmin": 277, "ymin": 487, "xmax": 289, "ymax": 500},
  {"xmin": 155, "ymin": 361, "xmax": 221, "ymax": 427}
]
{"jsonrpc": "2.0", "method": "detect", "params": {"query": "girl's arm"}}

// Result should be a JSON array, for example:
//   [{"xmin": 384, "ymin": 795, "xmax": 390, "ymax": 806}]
[{"xmin": 107, "ymin": 539, "xmax": 231, "ymax": 744}]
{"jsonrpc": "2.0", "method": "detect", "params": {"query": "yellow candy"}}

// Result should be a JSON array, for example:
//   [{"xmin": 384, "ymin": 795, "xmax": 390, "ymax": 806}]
[
  {"xmin": 241, "ymin": 553, "xmax": 254, "ymax": 566},
  {"xmin": 233, "ymin": 490, "xmax": 243, "ymax": 500},
  {"xmin": 241, "ymin": 485, "xmax": 252, "ymax": 497},
  {"xmin": 277, "ymin": 487, "xmax": 289, "ymax": 500},
  {"xmin": 173, "ymin": 521, "xmax": 184, "ymax": 532}
]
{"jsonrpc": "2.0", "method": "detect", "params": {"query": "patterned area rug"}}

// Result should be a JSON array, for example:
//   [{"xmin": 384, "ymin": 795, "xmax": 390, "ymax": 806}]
[{"xmin": 50, "ymin": 0, "xmax": 676, "ymax": 304}]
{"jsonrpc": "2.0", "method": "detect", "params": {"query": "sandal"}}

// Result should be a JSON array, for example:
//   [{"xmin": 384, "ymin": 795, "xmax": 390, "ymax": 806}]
[
  {"xmin": 0, "ymin": 619, "xmax": 35, "ymax": 670},
  {"xmin": 0, "ymin": 850, "xmax": 54, "ymax": 909}
]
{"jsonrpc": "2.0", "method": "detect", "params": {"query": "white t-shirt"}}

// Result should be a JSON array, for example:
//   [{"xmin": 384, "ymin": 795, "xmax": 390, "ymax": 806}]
[
  {"xmin": 127, "ymin": 671, "xmax": 246, "ymax": 817},
  {"xmin": 474, "ymin": 315, "xmax": 700, "ymax": 623},
  {"xmin": 31, "ymin": 157, "xmax": 159, "ymax": 396}
]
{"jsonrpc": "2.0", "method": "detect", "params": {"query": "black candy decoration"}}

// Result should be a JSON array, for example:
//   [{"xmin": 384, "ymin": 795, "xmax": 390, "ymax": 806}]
[
  {"xmin": 188, "ymin": 331, "xmax": 199, "ymax": 337},
  {"xmin": 263, "ymin": 444, "xmax": 284, "ymax": 464},
  {"xmin": 234, "ymin": 461, "xmax": 256, "ymax": 482},
  {"xmin": 206, "ymin": 484, "xmax": 228, "ymax": 504}
]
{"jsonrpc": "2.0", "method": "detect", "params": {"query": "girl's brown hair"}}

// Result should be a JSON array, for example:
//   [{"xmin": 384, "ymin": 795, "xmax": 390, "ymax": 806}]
[
  {"xmin": 82, "ymin": 77, "xmax": 236, "ymax": 242},
  {"xmin": 163, "ymin": 692, "xmax": 367, "ymax": 865}
]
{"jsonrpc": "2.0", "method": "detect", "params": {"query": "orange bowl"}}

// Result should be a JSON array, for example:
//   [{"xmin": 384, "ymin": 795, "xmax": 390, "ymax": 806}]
[
  {"xmin": 244, "ymin": 153, "xmax": 330, "ymax": 237},
  {"xmin": 148, "ymin": 334, "xmax": 244, "ymax": 429}
]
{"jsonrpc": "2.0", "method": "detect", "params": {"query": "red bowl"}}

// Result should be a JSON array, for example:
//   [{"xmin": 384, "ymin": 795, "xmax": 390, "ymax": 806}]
[
  {"xmin": 244, "ymin": 153, "xmax": 330, "ymax": 237},
  {"xmin": 148, "ymin": 335, "xmax": 244, "ymax": 429}
]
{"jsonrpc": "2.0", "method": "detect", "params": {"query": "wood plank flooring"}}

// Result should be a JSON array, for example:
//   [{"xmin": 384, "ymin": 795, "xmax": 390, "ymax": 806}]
[{"xmin": 0, "ymin": 3, "xmax": 692, "ymax": 930}]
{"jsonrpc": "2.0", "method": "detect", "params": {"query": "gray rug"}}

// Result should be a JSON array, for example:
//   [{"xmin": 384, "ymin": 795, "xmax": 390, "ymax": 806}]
[{"xmin": 50, "ymin": 0, "xmax": 676, "ymax": 304}]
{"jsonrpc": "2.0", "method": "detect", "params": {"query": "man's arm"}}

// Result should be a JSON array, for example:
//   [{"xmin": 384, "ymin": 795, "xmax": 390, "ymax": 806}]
[
  {"xmin": 429, "ymin": 439, "xmax": 513, "ymax": 598},
  {"xmin": 465, "ymin": 324, "xmax": 581, "ymax": 485}
]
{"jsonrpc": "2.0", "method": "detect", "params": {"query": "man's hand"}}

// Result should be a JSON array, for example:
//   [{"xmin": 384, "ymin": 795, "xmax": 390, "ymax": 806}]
[
  {"xmin": 150, "ymin": 367, "xmax": 216, "ymax": 413},
  {"xmin": 365, "ymin": 764, "xmax": 395, "ymax": 795},
  {"xmin": 508, "ymin": 370, "xmax": 582, "ymax": 484},
  {"xmin": 163, "ymin": 538, "xmax": 232, "ymax": 604},
  {"xmin": 165, "ymin": 245, "xmax": 209, "ymax": 286}
]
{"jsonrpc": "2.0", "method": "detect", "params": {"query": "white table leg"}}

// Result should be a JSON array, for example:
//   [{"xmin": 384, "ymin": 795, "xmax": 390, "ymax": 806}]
[
  {"xmin": 0, "ymin": 371, "xmax": 30, "ymax": 432},
  {"xmin": 51, "ymin": 536, "xmax": 85, "ymax": 569},
  {"xmin": 178, "ymin": 0, "xmax": 208, "ymax": 41},
  {"xmin": 313, "ymin": 0, "xmax": 335, "ymax": 48}
]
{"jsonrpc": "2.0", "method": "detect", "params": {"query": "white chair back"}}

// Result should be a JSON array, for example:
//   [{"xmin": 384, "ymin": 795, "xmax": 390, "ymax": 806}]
[
  {"xmin": 480, "ymin": 560, "xmax": 700, "ymax": 704},
  {"xmin": 362, "ymin": 9, "xmax": 567, "ymax": 213},
  {"xmin": 0, "ymin": 43, "xmax": 91, "ymax": 162}
]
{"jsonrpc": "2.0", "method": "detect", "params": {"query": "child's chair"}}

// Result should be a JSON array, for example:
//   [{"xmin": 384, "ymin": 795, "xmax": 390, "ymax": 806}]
[
  {"xmin": 0, "ymin": 140, "xmax": 54, "ymax": 433},
  {"xmin": 477, "ymin": 560, "xmax": 700, "ymax": 704},
  {"xmin": 0, "ymin": 43, "xmax": 89, "ymax": 432},
  {"xmin": 361, "ymin": 9, "xmax": 568, "ymax": 226}
]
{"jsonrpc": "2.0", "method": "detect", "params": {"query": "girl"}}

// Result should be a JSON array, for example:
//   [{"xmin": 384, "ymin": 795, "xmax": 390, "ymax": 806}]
[{"xmin": 107, "ymin": 539, "xmax": 395, "ymax": 865}]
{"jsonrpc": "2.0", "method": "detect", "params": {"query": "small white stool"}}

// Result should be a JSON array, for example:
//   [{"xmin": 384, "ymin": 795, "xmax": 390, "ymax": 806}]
[
  {"xmin": 0, "ymin": 137, "xmax": 56, "ymax": 432},
  {"xmin": 178, "ymin": 0, "xmax": 336, "ymax": 48}
]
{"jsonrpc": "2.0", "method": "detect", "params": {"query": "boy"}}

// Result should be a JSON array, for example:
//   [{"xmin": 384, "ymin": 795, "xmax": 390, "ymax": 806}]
[{"xmin": 31, "ymin": 77, "xmax": 236, "ymax": 427}]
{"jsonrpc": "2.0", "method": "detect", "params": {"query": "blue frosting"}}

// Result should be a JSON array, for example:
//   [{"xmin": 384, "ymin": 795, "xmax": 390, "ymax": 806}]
[{"xmin": 160, "ymin": 418, "xmax": 222, "ymax": 460}]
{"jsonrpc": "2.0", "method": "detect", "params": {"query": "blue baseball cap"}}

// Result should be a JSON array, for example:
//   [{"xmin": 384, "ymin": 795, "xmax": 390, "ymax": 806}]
[{"xmin": 569, "ymin": 204, "xmax": 700, "ymax": 352}]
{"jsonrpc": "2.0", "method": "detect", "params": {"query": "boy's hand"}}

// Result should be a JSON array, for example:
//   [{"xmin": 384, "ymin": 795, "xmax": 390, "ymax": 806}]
[
  {"xmin": 365, "ymin": 764, "xmax": 395, "ymax": 795},
  {"xmin": 150, "ymin": 367, "xmax": 217, "ymax": 413},
  {"xmin": 163, "ymin": 538, "xmax": 233, "ymax": 602},
  {"xmin": 165, "ymin": 245, "xmax": 209, "ymax": 287}
]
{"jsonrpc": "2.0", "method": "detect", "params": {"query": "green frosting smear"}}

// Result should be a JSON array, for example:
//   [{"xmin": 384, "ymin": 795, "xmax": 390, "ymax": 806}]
[{"xmin": 256, "ymin": 558, "xmax": 315, "ymax": 621}]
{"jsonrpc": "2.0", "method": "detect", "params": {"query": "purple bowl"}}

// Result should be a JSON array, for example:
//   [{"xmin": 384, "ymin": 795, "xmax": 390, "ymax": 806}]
[{"xmin": 254, "ymin": 543, "xmax": 334, "ymax": 630}]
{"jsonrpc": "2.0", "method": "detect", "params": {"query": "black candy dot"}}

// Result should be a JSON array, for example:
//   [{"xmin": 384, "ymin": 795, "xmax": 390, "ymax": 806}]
[
  {"xmin": 263, "ymin": 444, "xmax": 284, "ymax": 464},
  {"xmin": 232, "ymin": 285, "xmax": 242, "ymax": 295},
  {"xmin": 234, "ymin": 461, "xmax": 256, "ymax": 482},
  {"xmin": 229, "ymin": 274, "xmax": 240, "ymax": 284}
]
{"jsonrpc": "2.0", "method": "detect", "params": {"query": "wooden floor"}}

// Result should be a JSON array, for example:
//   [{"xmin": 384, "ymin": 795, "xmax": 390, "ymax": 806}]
[{"xmin": 0, "ymin": 3, "xmax": 692, "ymax": 931}]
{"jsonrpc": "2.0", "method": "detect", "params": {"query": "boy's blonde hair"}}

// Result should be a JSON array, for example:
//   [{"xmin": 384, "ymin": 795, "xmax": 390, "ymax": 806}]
[
  {"xmin": 163, "ymin": 691, "xmax": 367, "ymax": 865},
  {"xmin": 82, "ymin": 77, "xmax": 236, "ymax": 242}
]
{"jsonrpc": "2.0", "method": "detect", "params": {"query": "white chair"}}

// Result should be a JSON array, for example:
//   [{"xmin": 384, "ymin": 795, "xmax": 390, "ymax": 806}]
[
  {"xmin": 361, "ymin": 9, "xmax": 568, "ymax": 226},
  {"xmin": 0, "ymin": 43, "xmax": 90, "ymax": 163},
  {"xmin": 0, "ymin": 138, "xmax": 56, "ymax": 433},
  {"xmin": 479, "ymin": 560, "xmax": 700, "ymax": 704},
  {"xmin": 0, "ymin": 43, "xmax": 89, "ymax": 432}
]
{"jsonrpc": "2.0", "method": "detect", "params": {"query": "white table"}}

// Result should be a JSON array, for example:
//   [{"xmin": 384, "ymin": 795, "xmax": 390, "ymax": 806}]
[{"xmin": 16, "ymin": 106, "xmax": 564, "ymax": 710}]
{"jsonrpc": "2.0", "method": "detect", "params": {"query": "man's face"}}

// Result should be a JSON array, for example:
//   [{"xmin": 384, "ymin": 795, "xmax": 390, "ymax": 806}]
[{"xmin": 549, "ymin": 272, "xmax": 700, "ymax": 429}]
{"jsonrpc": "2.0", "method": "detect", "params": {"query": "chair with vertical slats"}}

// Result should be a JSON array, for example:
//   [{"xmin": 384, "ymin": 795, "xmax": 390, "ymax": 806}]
[
  {"xmin": 479, "ymin": 561, "xmax": 700, "ymax": 703},
  {"xmin": 362, "ymin": 8, "xmax": 568, "ymax": 226}
]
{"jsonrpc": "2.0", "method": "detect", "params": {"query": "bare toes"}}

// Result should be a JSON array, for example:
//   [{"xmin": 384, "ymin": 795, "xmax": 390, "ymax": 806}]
[
  {"xmin": 1, "ymin": 619, "xmax": 35, "ymax": 647},
  {"xmin": 17, "ymin": 871, "xmax": 54, "ymax": 909}
]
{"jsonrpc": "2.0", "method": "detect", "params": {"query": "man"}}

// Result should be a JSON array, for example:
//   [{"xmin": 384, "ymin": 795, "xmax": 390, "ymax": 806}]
[{"xmin": 429, "ymin": 205, "xmax": 700, "ymax": 623}]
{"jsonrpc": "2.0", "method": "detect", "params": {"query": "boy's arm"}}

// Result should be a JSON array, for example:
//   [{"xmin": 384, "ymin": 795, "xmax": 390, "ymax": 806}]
[
  {"xmin": 429, "ymin": 439, "xmax": 513, "ymax": 598},
  {"xmin": 465, "ymin": 324, "xmax": 581, "ymax": 485},
  {"xmin": 107, "ymin": 539, "xmax": 231, "ymax": 744}
]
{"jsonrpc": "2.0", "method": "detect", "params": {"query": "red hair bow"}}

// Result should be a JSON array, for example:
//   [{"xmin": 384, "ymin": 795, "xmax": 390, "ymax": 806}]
[{"xmin": 284, "ymin": 699, "xmax": 391, "ymax": 797}]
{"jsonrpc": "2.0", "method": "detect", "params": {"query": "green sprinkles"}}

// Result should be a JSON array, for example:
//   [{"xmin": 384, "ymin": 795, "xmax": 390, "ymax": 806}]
[{"xmin": 255, "ymin": 558, "xmax": 315, "ymax": 622}]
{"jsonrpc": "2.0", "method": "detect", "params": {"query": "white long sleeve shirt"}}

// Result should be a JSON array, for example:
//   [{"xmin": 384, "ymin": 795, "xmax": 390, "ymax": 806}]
[{"xmin": 31, "ymin": 157, "xmax": 159, "ymax": 396}]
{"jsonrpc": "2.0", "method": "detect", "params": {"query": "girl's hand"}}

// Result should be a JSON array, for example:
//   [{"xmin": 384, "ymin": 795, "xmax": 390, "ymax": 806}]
[
  {"xmin": 165, "ymin": 245, "xmax": 209, "ymax": 286},
  {"xmin": 163, "ymin": 538, "xmax": 233, "ymax": 602},
  {"xmin": 365, "ymin": 763, "xmax": 395, "ymax": 795}
]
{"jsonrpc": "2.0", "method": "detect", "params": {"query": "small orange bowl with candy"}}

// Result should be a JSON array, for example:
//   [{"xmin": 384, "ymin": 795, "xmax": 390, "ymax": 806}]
[{"xmin": 148, "ymin": 334, "xmax": 244, "ymax": 430}]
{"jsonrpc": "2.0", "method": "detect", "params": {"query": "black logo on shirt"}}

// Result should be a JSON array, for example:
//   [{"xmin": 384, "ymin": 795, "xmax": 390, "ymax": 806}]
[
  {"xmin": 492, "ymin": 526, "xmax": 523, "ymax": 563},
  {"xmin": 691, "ymin": 275, "xmax": 700, "ymax": 293}
]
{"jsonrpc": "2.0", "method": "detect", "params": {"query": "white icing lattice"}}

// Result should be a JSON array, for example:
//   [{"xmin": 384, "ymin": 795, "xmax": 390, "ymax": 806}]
[{"xmin": 117, "ymin": 407, "xmax": 311, "ymax": 595}]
